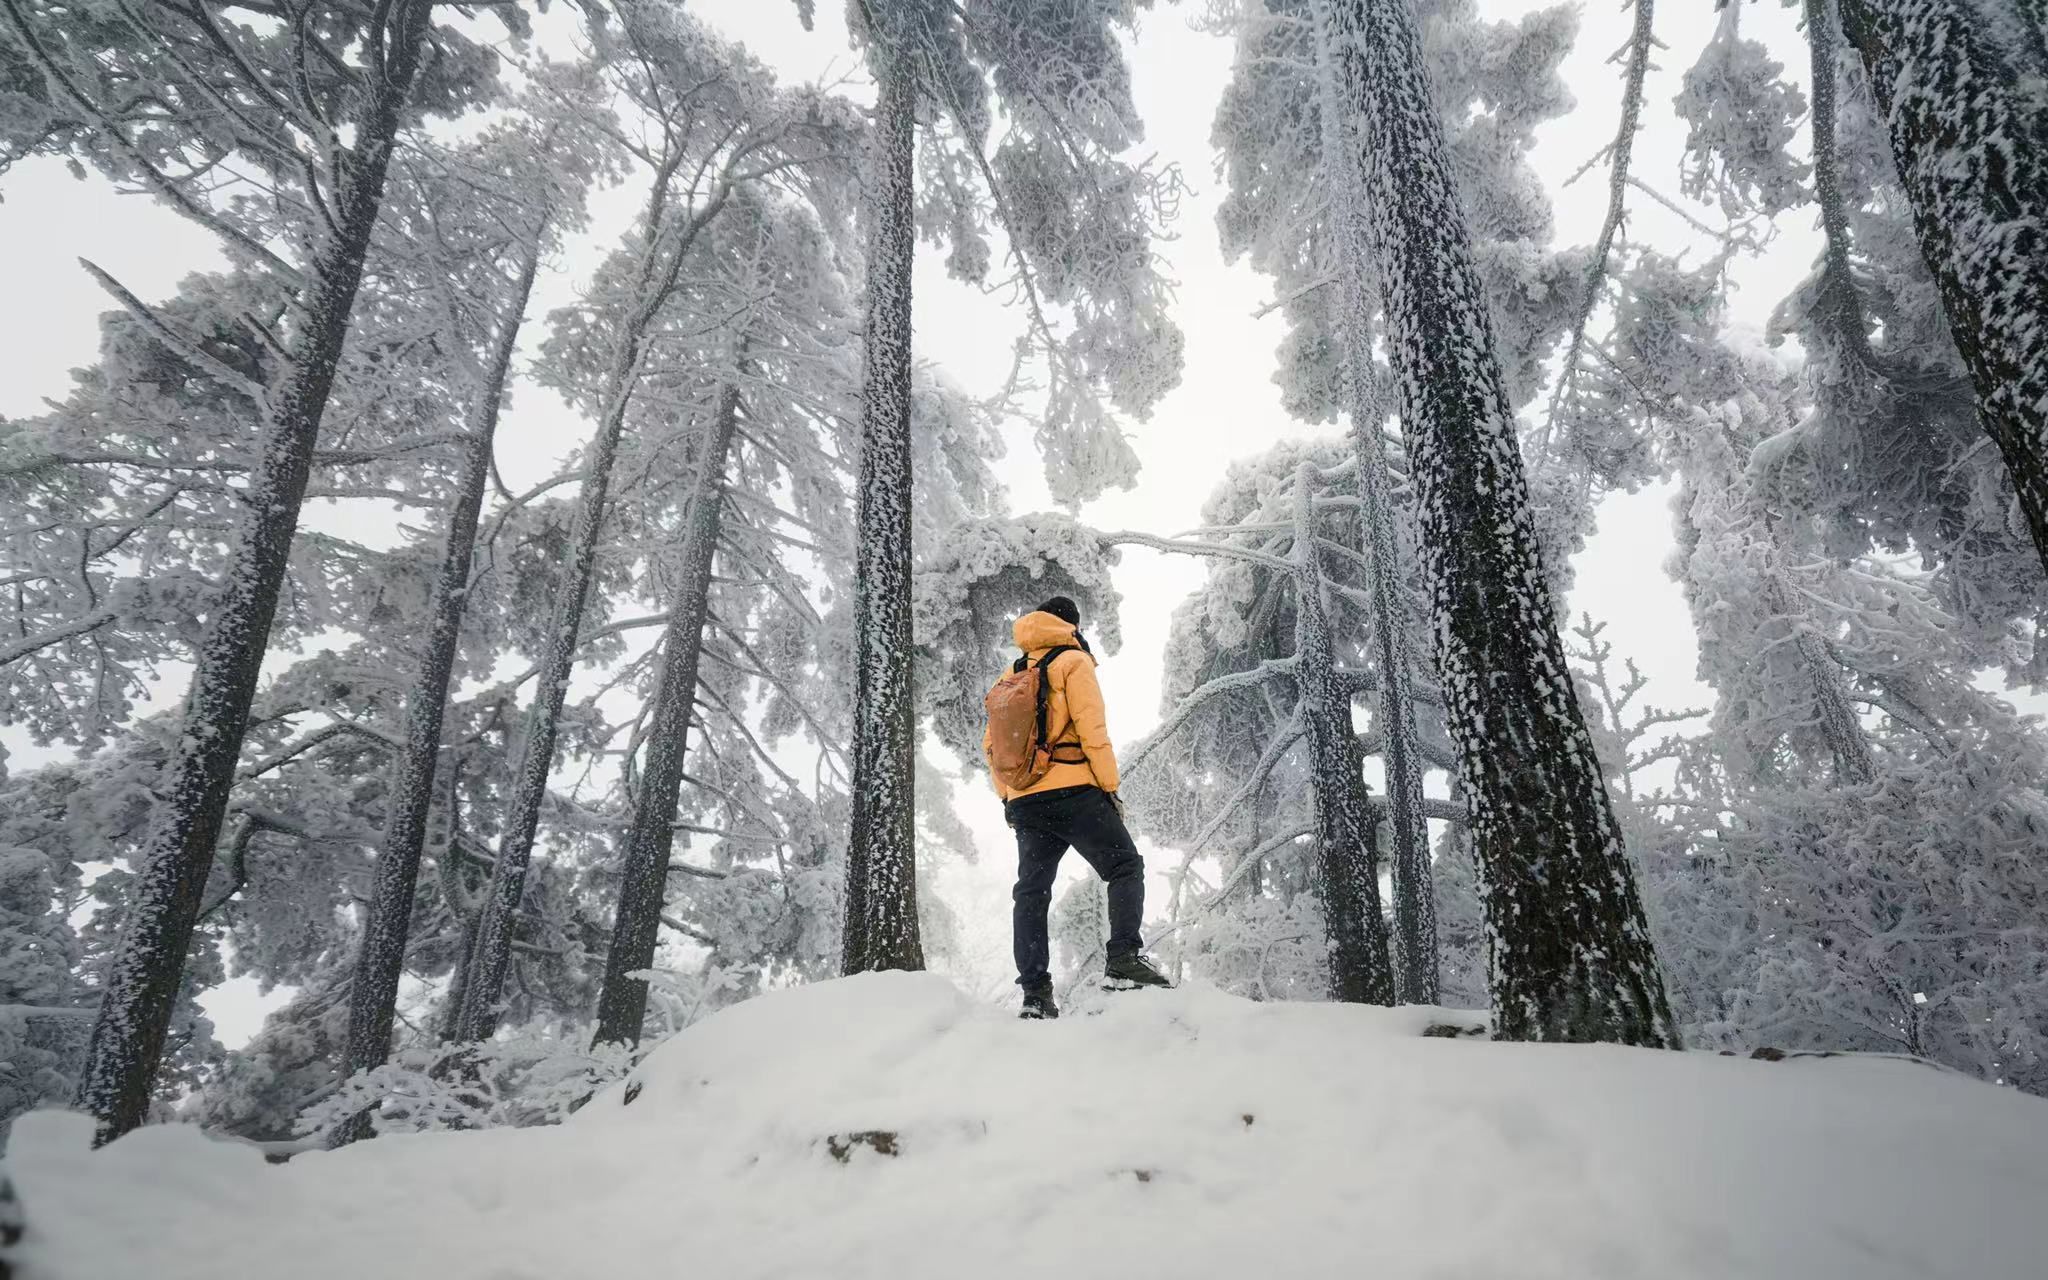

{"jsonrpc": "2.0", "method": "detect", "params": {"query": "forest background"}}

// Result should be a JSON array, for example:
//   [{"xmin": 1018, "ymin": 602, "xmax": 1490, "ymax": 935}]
[{"xmin": 1, "ymin": 0, "xmax": 2038, "ymax": 1044}]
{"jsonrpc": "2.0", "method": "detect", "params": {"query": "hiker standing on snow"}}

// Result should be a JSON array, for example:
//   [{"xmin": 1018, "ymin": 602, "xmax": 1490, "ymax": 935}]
[{"xmin": 983, "ymin": 597, "xmax": 1171, "ymax": 1019}]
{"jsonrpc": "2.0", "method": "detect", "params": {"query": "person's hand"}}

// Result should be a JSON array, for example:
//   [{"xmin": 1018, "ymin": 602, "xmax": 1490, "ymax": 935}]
[{"xmin": 1105, "ymin": 790, "xmax": 1126, "ymax": 819}]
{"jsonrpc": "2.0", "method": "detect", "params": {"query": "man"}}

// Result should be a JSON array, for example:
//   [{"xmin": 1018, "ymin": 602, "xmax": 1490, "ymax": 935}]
[{"xmin": 984, "ymin": 597, "xmax": 1171, "ymax": 1019}]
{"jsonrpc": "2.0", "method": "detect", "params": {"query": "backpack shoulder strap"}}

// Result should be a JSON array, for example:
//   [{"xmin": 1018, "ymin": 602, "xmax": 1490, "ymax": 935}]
[
  {"xmin": 1034, "ymin": 644, "xmax": 1078, "ymax": 672},
  {"xmin": 1031, "ymin": 645, "xmax": 1080, "ymax": 747}
]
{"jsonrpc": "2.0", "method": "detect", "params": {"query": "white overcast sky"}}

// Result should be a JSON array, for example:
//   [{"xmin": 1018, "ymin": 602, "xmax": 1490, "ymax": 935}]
[{"xmin": 2, "ymin": 0, "xmax": 1983, "ymax": 1029}]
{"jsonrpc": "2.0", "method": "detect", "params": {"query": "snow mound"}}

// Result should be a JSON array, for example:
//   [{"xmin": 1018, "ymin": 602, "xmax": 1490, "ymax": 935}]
[{"xmin": 10, "ymin": 972, "xmax": 2048, "ymax": 1279}]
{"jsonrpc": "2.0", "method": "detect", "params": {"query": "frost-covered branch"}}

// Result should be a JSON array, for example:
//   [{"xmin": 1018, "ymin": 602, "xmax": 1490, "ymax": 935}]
[
  {"xmin": 78, "ymin": 258, "xmax": 270, "ymax": 400},
  {"xmin": 660, "ymin": 914, "xmax": 716, "ymax": 946},
  {"xmin": 0, "ymin": 0, "xmax": 308, "ymax": 283},
  {"xmin": 2, "ymin": 435, "xmax": 469, "ymax": 478},
  {"xmin": 0, "ymin": 608, "xmax": 121, "ymax": 667},
  {"xmin": 1120, "ymin": 658, "xmax": 1299, "ymax": 783},
  {"xmin": 238, "ymin": 719, "xmax": 403, "ymax": 781},
  {"xmin": 1096, "ymin": 530, "xmax": 1294, "ymax": 573},
  {"xmin": 1181, "ymin": 716, "xmax": 1307, "ymax": 863},
  {"xmin": 1251, "ymin": 274, "xmax": 1337, "ymax": 320},
  {"xmin": 1203, "ymin": 825, "xmax": 1316, "ymax": 909}
]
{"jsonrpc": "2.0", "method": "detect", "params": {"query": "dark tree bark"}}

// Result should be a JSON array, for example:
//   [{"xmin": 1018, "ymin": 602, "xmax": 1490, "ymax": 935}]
[
  {"xmin": 1837, "ymin": 0, "xmax": 2048, "ymax": 580},
  {"xmin": 1325, "ymin": 0, "xmax": 1680, "ymax": 1047},
  {"xmin": 841, "ymin": 39, "xmax": 925, "ymax": 976},
  {"xmin": 1352, "ymin": 410, "xmax": 1437, "ymax": 1005},
  {"xmin": 592, "ymin": 374, "xmax": 744, "ymax": 1048},
  {"xmin": 439, "ymin": 910, "xmax": 481, "ymax": 1045},
  {"xmin": 329, "ymin": 243, "xmax": 542, "ymax": 1147},
  {"xmin": 1312, "ymin": 2, "xmax": 1436, "ymax": 1002},
  {"xmin": 71, "ymin": 1, "xmax": 437, "ymax": 1146},
  {"xmin": 431, "ymin": 761, "xmax": 480, "ymax": 1046},
  {"xmin": 1294, "ymin": 466, "xmax": 1397, "ymax": 1005}
]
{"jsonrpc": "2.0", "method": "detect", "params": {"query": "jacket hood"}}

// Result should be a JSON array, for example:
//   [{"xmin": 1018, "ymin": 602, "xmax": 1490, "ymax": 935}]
[{"xmin": 1013, "ymin": 610, "xmax": 1078, "ymax": 654}]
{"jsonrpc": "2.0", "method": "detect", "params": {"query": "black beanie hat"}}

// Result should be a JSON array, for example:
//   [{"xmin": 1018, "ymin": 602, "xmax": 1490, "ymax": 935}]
[{"xmin": 1038, "ymin": 596, "xmax": 1081, "ymax": 626}]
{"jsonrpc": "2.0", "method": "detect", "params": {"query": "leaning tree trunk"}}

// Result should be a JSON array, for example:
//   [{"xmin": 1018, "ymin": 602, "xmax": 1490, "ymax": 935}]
[
  {"xmin": 1836, "ymin": 0, "xmax": 2048, "ymax": 580},
  {"xmin": 592, "ymin": 374, "xmax": 743, "ymax": 1048},
  {"xmin": 1325, "ymin": 0, "xmax": 1680, "ymax": 1048},
  {"xmin": 439, "ymin": 910, "xmax": 481, "ymax": 1045},
  {"xmin": 451, "ymin": 159, "xmax": 733, "ymax": 1041},
  {"xmin": 330, "ymin": 242, "xmax": 543, "ymax": 1147},
  {"xmin": 1293, "ymin": 466, "xmax": 1397, "ymax": 1005},
  {"xmin": 841, "ymin": 42, "xmax": 925, "ymax": 975},
  {"xmin": 1774, "ymin": 577, "xmax": 1879, "ymax": 786},
  {"xmin": 424, "ymin": 759, "xmax": 479, "ymax": 1046},
  {"xmin": 1312, "ymin": 0, "xmax": 1436, "ymax": 1003},
  {"xmin": 451, "ymin": 339, "xmax": 637, "ymax": 1042},
  {"xmin": 71, "ymin": 2, "xmax": 436, "ymax": 1146}
]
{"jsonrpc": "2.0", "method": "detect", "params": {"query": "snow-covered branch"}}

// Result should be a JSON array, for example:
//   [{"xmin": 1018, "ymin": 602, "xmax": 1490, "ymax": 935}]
[
  {"xmin": 1121, "ymin": 658, "xmax": 1300, "ymax": 783},
  {"xmin": 1096, "ymin": 530, "xmax": 1295, "ymax": 573}
]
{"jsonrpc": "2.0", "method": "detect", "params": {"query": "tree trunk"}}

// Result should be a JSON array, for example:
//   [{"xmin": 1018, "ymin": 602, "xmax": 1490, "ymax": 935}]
[
  {"xmin": 1773, "ymin": 577, "xmax": 1879, "ymax": 786},
  {"xmin": 1294, "ymin": 466, "xmax": 1397, "ymax": 1005},
  {"xmin": 439, "ymin": 912, "xmax": 479, "ymax": 1045},
  {"xmin": 452, "ymin": 152, "xmax": 733, "ymax": 1041},
  {"xmin": 329, "ymin": 243, "xmax": 542, "ymax": 1147},
  {"xmin": 450, "ymin": 348, "xmax": 634, "ymax": 1043},
  {"xmin": 592, "ymin": 375, "xmax": 743, "ymax": 1048},
  {"xmin": 1325, "ymin": 0, "xmax": 1680, "ymax": 1047},
  {"xmin": 71, "ymin": 2, "xmax": 436, "ymax": 1146},
  {"xmin": 1837, "ymin": 0, "xmax": 2048, "ymax": 580},
  {"xmin": 1804, "ymin": 0, "xmax": 1877, "ymax": 365},
  {"xmin": 841, "ymin": 43, "xmax": 925, "ymax": 975},
  {"xmin": 428, "ymin": 756, "xmax": 479, "ymax": 1046},
  {"xmin": 1312, "ymin": 0, "xmax": 1436, "ymax": 1003}
]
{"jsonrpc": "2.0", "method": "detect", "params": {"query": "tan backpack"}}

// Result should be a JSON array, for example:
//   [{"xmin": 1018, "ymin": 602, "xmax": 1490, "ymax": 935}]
[{"xmin": 984, "ymin": 645, "xmax": 1083, "ymax": 792}]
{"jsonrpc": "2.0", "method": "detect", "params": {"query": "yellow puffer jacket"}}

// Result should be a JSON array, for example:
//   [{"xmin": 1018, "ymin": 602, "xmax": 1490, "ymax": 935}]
[{"xmin": 983, "ymin": 611, "xmax": 1121, "ymax": 801}]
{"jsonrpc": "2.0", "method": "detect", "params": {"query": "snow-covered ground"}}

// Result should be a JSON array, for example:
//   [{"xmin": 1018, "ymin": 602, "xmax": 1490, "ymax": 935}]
[{"xmin": 10, "ymin": 973, "xmax": 2048, "ymax": 1279}]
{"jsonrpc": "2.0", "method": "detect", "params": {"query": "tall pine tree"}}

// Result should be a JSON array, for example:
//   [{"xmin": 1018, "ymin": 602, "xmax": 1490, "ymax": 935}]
[{"xmin": 1320, "ymin": 0, "xmax": 1679, "ymax": 1046}]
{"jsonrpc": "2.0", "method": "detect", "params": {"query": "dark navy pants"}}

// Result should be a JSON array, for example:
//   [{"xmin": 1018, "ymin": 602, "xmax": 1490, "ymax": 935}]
[{"xmin": 1006, "ymin": 785, "xmax": 1145, "ymax": 988}]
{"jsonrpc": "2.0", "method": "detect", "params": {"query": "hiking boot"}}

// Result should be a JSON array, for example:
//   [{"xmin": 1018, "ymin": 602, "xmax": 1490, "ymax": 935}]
[
  {"xmin": 1104, "ymin": 953, "xmax": 1173, "ymax": 989},
  {"xmin": 1020, "ymin": 983, "xmax": 1059, "ymax": 1020}
]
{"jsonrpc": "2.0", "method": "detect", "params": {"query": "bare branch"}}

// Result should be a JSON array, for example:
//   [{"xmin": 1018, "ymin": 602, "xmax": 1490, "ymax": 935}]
[{"xmin": 1540, "ymin": 0, "xmax": 1657, "ymax": 453}]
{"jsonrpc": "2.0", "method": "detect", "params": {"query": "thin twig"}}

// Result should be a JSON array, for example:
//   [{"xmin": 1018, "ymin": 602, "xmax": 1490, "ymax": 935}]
[{"xmin": 1540, "ymin": 0, "xmax": 1656, "ymax": 453}]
